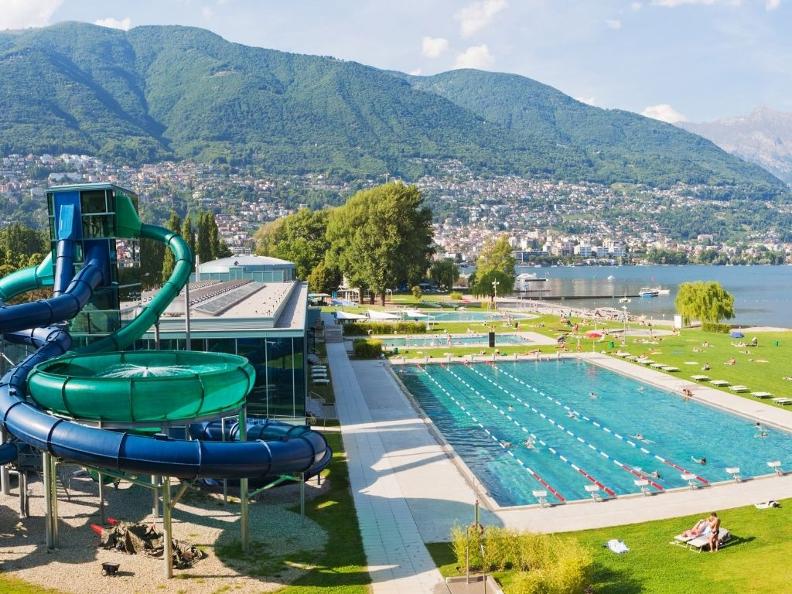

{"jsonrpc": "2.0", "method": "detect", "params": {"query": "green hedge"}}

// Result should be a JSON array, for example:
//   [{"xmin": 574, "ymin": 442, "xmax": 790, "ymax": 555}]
[
  {"xmin": 343, "ymin": 321, "xmax": 427, "ymax": 336},
  {"xmin": 702, "ymin": 322, "xmax": 731, "ymax": 333},
  {"xmin": 353, "ymin": 338, "xmax": 383, "ymax": 359}
]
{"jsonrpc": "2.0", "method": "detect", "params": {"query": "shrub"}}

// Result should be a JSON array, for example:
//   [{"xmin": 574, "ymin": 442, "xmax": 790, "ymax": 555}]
[
  {"xmin": 701, "ymin": 322, "xmax": 731, "ymax": 333},
  {"xmin": 450, "ymin": 291, "xmax": 463, "ymax": 300},
  {"xmin": 353, "ymin": 338, "xmax": 383, "ymax": 359},
  {"xmin": 342, "ymin": 321, "xmax": 427, "ymax": 336},
  {"xmin": 411, "ymin": 285, "xmax": 423, "ymax": 300}
]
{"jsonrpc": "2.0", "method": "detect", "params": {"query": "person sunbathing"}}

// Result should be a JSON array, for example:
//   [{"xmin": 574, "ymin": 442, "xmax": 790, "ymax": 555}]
[
  {"xmin": 682, "ymin": 519, "xmax": 710, "ymax": 538},
  {"xmin": 725, "ymin": 358, "xmax": 736, "ymax": 366}
]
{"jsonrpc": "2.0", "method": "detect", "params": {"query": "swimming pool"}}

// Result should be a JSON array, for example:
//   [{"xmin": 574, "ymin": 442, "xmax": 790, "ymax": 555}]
[
  {"xmin": 396, "ymin": 359, "xmax": 792, "ymax": 506},
  {"xmin": 422, "ymin": 311, "xmax": 531, "ymax": 322},
  {"xmin": 380, "ymin": 334, "xmax": 532, "ymax": 348}
]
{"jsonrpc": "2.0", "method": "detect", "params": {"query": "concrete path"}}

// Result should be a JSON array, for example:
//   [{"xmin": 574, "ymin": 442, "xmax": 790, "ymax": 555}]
[{"xmin": 326, "ymin": 340, "xmax": 449, "ymax": 594}]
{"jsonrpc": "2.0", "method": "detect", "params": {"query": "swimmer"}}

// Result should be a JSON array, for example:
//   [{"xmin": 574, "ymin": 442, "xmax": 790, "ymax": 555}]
[
  {"xmin": 524, "ymin": 437, "xmax": 536, "ymax": 449},
  {"xmin": 507, "ymin": 405, "xmax": 514, "ymax": 412},
  {"xmin": 692, "ymin": 456, "xmax": 707, "ymax": 465},
  {"xmin": 589, "ymin": 391, "xmax": 598, "ymax": 400},
  {"xmin": 499, "ymin": 440, "xmax": 512, "ymax": 449},
  {"xmin": 630, "ymin": 433, "xmax": 653, "ymax": 444},
  {"xmin": 754, "ymin": 422, "xmax": 769, "ymax": 438},
  {"xmin": 647, "ymin": 470, "xmax": 662, "ymax": 479}
]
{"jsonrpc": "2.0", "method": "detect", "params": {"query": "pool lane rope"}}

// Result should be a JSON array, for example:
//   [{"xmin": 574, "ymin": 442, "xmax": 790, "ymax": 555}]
[
  {"xmin": 489, "ymin": 364, "xmax": 710, "ymax": 487},
  {"xmin": 420, "ymin": 366, "xmax": 566, "ymax": 504},
  {"xmin": 434, "ymin": 366, "xmax": 617, "ymax": 499},
  {"xmin": 464, "ymin": 365, "xmax": 664, "ymax": 492}
]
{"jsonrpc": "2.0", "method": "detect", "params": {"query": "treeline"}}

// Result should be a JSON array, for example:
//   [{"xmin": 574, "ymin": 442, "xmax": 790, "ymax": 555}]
[
  {"xmin": 146, "ymin": 211, "xmax": 232, "ymax": 288},
  {"xmin": 0, "ymin": 224, "xmax": 48, "ymax": 279},
  {"xmin": 255, "ymin": 183, "xmax": 434, "ymax": 304}
]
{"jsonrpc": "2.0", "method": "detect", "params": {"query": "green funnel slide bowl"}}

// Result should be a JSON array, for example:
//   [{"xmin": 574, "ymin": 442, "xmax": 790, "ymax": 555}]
[{"xmin": 27, "ymin": 351, "xmax": 255, "ymax": 423}]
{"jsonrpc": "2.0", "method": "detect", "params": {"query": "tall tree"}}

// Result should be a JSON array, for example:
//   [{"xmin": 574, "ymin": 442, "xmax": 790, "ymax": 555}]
[
  {"xmin": 473, "ymin": 235, "xmax": 515, "ymax": 301},
  {"xmin": 195, "ymin": 212, "xmax": 213, "ymax": 265},
  {"xmin": 429, "ymin": 259, "xmax": 460, "ymax": 291},
  {"xmin": 161, "ymin": 211, "xmax": 181, "ymax": 283},
  {"xmin": 326, "ymin": 182, "xmax": 433, "ymax": 305},
  {"xmin": 254, "ymin": 208, "xmax": 333, "ymax": 280},
  {"xmin": 181, "ymin": 216, "xmax": 196, "ymax": 270},
  {"xmin": 306, "ymin": 261, "xmax": 343, "ymax": 294},
  {"xmin": 0, "ymin": 223, "xmax": 47, "ymax": 268},
  {"xmin": 675, "ymin": 281, "xmax": 735, "ymax": 326},
  {"xmin": 207, "ymin": 213, "xmax": 221, "ymax": 259}
]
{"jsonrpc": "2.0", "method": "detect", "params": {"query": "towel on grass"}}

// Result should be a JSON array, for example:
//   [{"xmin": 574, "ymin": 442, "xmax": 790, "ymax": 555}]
[{"xmin": 606, "ymin": 539, "xmax": 629, "ymax": 554}]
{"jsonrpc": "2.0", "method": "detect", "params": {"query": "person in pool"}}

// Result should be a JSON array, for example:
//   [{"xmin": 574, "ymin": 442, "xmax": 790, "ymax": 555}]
[
  {"xmin": 754, "ymin": 422, "xmax": 768, "ymax": 438},
  {"xmin": 692, "ymin": 456, "xmax": 707, "ymax": 465}
]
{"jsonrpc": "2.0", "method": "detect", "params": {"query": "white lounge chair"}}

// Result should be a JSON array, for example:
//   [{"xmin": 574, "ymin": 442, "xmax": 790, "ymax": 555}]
[
  {"xmin": 686, "ymin": 528, "xmax": 730, "ymax": 552},
  {"xmin": 751, "ymin": 392, "xmax": 773, "ymax": 399},
  {"xmin": 691, "ymin": 375, "xmax": 710, "ymax": 382},
  {"xmin": 312, "ymin": 378, "xmax": 330, "ymax": 385},
  {"xmin": 710, "ymin": 380, "xmax": 730, "ymax": 387},
  {"xmin": 661, "ymin": 366, "xmax": 680, "ymax": 372},
  {"xmin": 773, "ymin": 397, "xmax": 792, "ymax": 406},
  {"xmin": 730, "ymin": 385, "xmax": 749, "ymax": 393},
  {"xmin": 650, "ymin": 363, "xmax": 664, "ymax": 369}
]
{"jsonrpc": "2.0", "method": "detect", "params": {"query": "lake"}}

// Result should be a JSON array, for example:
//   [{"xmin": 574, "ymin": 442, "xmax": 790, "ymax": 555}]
[{"xmin": 514, "ymin": 265, "xmax": 792, "ymax": 327}]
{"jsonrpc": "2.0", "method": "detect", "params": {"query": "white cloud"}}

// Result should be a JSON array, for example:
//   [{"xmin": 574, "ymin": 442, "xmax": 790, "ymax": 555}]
[
  {"xmin": 455, "ymin": 0, "xmax": 508, "ymax": 37},
  {"xmin": 202, "ymin": 5, "xmax": 214, "ymax": 19},
  {"xmin": 0, "ymin": 0, "xmax": 62, "ymax": 30},
  {"xmin": 94, "ymin": 17, "xmax": 132, "ymax": 31},
  {"xmin": 455, "ymin": 44, "xmax": 494, "ymax": 69},
  {"xmin": 421, "ymin": 36, "xmax": 449, "ymax": 58},
  {"xmin": 651, "ymin": 0, "xmax": 740, "ymax": 6},
  {"xmin": 576, "ymin": 96, "xmax": 597, "ymax": 106},
  {"xmin": 766, "ymin": 0, "xmax": 781, "ymax": 10},
  {"xmin": 605, "ymin": 19, "xmax": 622, "ymax": 29},
  {"xmin": 641, "ymin": 104, "xmax": 688, "ymax": 123},
  {"xmin": 409, "ymin": 68, "xmax": 423, "ymax": 76}
]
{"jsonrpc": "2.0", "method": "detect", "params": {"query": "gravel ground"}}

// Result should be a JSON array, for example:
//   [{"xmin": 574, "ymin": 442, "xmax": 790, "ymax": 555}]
[{"xmin": 0, "ymin": 466, "xmax": 329, "ymax": 593}]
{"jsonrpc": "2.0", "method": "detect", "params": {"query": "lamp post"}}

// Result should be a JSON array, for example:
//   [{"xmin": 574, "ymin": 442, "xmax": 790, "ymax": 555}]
[
  {"xmin": 622, "ymin": 305, "xmax": 628, "ymax": 345},
  {"xmin": 492, "ymin": 279, "xmax": 499, "ymax": 310}
]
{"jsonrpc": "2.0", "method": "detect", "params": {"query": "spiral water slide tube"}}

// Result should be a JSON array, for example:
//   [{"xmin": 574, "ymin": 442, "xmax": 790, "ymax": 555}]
[{"xmin": 0, "ymin": 204, "xmax": 330, "ymax": 480}]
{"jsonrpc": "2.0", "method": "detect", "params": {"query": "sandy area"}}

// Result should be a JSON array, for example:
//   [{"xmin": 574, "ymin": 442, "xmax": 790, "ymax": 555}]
[{"xmin": 0, "ymin": 467, "xmax": 329, "ymax": 593}]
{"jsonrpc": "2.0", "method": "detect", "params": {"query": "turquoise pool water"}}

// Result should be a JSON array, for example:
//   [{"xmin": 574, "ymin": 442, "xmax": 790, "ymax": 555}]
[
  {"xmin": 421, "ymin": 311, "xmax": 531, "ymax": 322},
  {"xmin": 381, "ymin": 334, "xmax": 531, "ymax": 348},
  {"xmin": 397, "ymin": 359, "xmax": 792, "ymax": 506}
]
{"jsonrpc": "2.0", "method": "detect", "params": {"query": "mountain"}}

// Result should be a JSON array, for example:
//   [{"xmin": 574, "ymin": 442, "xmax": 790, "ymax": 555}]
[
  {"xmin": 680, "ymin": 107, "xmax": 792, "ymax": 185},
  {"xmin": 0, "ymin": 22, "xmax": 784, "ymax": 196}
]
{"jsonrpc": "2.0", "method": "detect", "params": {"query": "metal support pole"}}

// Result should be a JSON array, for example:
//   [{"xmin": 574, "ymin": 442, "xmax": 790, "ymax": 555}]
[
  {"xmin": 19, "ymin": 471, "xmax": 29, "ymax": 518},
  {"xmin": 184, "ymin": 281, "xmax": 191, "ymax": 351},
  {"xmin": 0, "ymin": 428, "xmax": 9, "ymax": 496},
  {"xmin": 151, "ymin": 475, "xmax": 160, "ymax": 517},
  {"xmin": 43, "ymin": 452, "xmax": 56, "ymax": 550},
  {"xmin": 52, "ymin": 457, "xmax": 59, "ymax": 545},
  {"xmin": 238, "ymin": 407, "xmax": 249, "ymax": 552},
  {"xmin": 162, "ymin": 477, "xmax": 173, "ymax": 579},
  {"xmin": 299, "ymin": 472, "xmax": 305, "ymax": 522},
  {"xmin": 97, "ymin": 421, "xmax": 105, "ymax": 523},
  {"xmin": 221, "ymin": 416, "xmax": 228, "ymax": 504},
  {"xmin": 154, "ymin": 321, "xmax": 161, "ymax": 350}
]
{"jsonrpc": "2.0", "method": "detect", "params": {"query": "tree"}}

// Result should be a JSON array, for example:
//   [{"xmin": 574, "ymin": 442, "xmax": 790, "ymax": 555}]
[
  {"xmin": 675, "ymin": 281, "xmax": 735, "ymax": 326},
  {"xmin": 161, "ymin": 211, "xmax": 181, "ymax": 283},
  {"xmin": 181, "ymin": 216, "xmax": 196, "ymax": 270},
  {"xmin": 0, "ymin": 223, "xmax": 47, "ymax": 267},
  {"xmin": 254, "ymin": 208, "xmax": 331, "ymax": 280},
  {"xmin": 326, "ymin": 183, "xmax": 434, "ymax": 305},
  {"xmin": 473, "ymin": 235, "xmax": 515, "ymax": 300},
  {"xmin": 411, "ymin": 285, "xmax": 423, "ymax": 300},
  {"xmin": 306, "ymin": 261, "xmax": 342, "ymax": 294},
  {"xmin": 195, "ymin": 212, "xmax": 213, "ymax": 265},
  {"xmin": 429, "ymin": 259, "xmax": 459, "ymax": 291},
  {"xmin": 472, "ymin": 269, "xmax": 513, "ymax": 304}
]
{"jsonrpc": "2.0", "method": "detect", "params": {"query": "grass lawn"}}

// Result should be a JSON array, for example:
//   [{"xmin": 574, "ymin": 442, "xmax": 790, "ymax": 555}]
[
  {"xmin": 0, "ymin": 573, "xmax": 60, "ymax": 594},
  {"xmin": 427, "ymin": 498, "xmax": 792, "ymax": 593},
  {"xmin": 614, "ymin": 328, "xmax": 792, "ymax": 409}
]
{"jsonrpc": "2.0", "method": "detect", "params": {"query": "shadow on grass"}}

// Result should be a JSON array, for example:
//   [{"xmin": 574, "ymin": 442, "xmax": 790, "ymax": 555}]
[{"xmin": 589, "ymin": 563, "xmax": 644, "ymax": 594}]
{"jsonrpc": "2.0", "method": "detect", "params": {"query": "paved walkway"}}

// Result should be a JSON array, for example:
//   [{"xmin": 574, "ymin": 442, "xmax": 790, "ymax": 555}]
[{"xmin": 326, "ymin": 339, "xmax": 449, "ymax": 594}]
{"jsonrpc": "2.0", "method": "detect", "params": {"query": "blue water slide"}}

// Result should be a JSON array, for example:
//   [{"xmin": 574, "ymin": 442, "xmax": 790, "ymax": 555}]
[{"xmin": 0, "ymin": 224, "xmax": 330, "ymax": 480}]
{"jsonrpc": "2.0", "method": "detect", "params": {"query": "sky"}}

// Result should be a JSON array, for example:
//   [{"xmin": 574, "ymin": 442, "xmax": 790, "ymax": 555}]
[{"xmin": 1, "ymin": 0, "xmax": 790, "ymax": 123}]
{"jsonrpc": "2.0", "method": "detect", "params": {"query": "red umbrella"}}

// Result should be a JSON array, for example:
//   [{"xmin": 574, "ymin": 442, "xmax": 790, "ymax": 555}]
[{"xmin": 585, "ymin": 330, "xmax": 604, "ymax": 339}]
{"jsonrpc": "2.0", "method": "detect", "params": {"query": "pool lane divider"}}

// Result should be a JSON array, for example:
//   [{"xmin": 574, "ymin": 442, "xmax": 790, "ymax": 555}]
[
  {"xmin": 461, "ymin": 365, "xmax": 661, "ymax": 494},
  {"xmin": 491, "ymin": 364, "xmax": 710, "ymax": 487},
  {"xmin": 420, "ymin": 366, "xmax": 566, "ymax": 504},
  {"xmin": 437, "ymin": 365, "xmax": 617, "ymax": 499}
]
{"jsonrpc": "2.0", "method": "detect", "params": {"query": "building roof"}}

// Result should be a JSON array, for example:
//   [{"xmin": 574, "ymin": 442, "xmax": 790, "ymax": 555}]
[{"xmin": 198, "ymin": 255, "xmax": 294, "ymax": 273}]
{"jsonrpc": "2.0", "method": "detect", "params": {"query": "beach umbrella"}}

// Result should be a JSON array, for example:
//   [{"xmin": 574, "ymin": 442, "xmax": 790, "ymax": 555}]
[
  {"xmin": 585, "ymin": 330, "xmax": 604, "ymax": 339},
  {"xmin": 730, "ymin": 330, "xmax": 744, "ymax": 338}
]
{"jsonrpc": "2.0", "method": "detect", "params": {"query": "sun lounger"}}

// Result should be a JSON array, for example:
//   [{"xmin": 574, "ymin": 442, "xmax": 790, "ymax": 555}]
[
  {"xmin": 650, "ymin": 363, "xmax": 664, "ymax": 369},
  {"xmin": 691, "ymin": 375, "xmax": 710, "ymax": 381},
  {"xmin": 773, "ymin": 398, "xmax": 792, "ymax": 405},
  {"xmin": 730, "ymin": 385, "xmax": 749, "ymax": 393},
  {"xmin": 710, "ymin": 380, "xmax": 730, "ymax": 387},
  {"xmin": 686, "ymin": 528, "xmax": 730, "ymax": 552},
  {"xmin": 751, "ymin": 392, "xmax": 773, "ymax": 399},
  {"xmin": 312, "ymin": 378, "xmax": 330, "ymax": 385},
  {"xmin": 661, "ymin": 366, "xmax": 680, "ymax": 372}
]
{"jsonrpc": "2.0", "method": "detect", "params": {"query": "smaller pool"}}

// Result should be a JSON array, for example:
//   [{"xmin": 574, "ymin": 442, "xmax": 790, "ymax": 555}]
[
  {"xmin": 422, "ymin": 311, "xmax": 531, "ymax": 322},
  {"xmin": 379, "ymin": 334, "xmax": 531, "ymax": 348}
]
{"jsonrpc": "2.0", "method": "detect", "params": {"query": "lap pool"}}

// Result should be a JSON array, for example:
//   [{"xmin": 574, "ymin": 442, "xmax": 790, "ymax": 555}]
[{"xmin": 396, "ymin": 359, "xmax": 792, "ymax": 506}]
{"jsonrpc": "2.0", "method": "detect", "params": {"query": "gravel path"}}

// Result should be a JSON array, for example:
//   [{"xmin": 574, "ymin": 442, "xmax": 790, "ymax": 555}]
[{"xmin": 0, "ymin": 466, "xmax": 328, "ymax": 593}]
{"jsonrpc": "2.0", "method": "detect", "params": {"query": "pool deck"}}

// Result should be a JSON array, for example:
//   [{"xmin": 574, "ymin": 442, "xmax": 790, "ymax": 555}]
[{"xmin": 328, "ymin": 337, "xmax": 792, "ymax": 547}]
